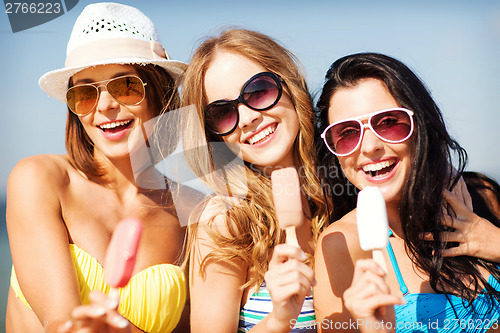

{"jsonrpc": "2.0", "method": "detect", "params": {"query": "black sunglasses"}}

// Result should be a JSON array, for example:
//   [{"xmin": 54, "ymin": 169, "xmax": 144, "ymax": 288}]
[{"xmin": 204, "ymin": 72, "xmax": 283, "ymax": 136}]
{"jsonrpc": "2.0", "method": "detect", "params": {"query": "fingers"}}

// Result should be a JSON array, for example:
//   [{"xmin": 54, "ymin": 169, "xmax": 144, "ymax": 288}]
[
  {"xmin": 344, "ymin": 259, "xmax": 405, "ymax": 326},
  {"xmin": 268, "ymin": 244, "xmax": 315, "ymax": 287},
  {"xmin": 349, "ymin": 260, "xmax": 389, "ymax": 297},
  {"xmin": 443, "ymin": 190, "xmax": 474, "ymax": 220},
  {"xmin": 71, "ymin": 304, "xmax": 107, "ymax": 321},
  {"xmin": 71, "ymin": 308, "xmax": 129, "ymax": 331},
  {"xmin": 443, "ymin": 190, "xmax": 462, "ymax": 214},
  {"xmin": 351, "ymin": 259, "xmax": 385, "ymax": 284},
  {"xmin": 89, "ymin": 290, "xmax": 120, "ymax": 310},
  {"xmin": 265, "ymin": 244, "xmax": 316, "ymax": 308},
  {"xmin": 269, "ymin": 243, "xmax": 307, "ymax": 265},
  {"xmin": 61, "ymin": 291, "xmax": 130, "ymax": 332},
  {"xmin": 422, "ymin": 229, "xmax": 464, "ymax": 244},
  {"xmin": 455, "ymin": 176, "xmax": 473, "ymax": 211},
  {"xmin": 57, "ymin": 320, "xmax": 74, "ymax": 333},
  {"xmin": 265, "ymin": 257, "xmax": 316, "ymax": 294},
  {"xmin": 442, "ymin": 244, "xmax": 469, "ymax": 257}
]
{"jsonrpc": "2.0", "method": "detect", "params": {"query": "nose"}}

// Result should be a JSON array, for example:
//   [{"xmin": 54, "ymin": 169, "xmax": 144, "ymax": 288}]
[
  {"xmin": 95, "ymin": 87, "xmax": 120, "ymax": 113},
  {"xmin": 359, "ymin": 125, "xmax": 384, "ymax": 156},
  {"xmin": 237, "ymin": 104, "xmax": 262, "ymax": 130}
]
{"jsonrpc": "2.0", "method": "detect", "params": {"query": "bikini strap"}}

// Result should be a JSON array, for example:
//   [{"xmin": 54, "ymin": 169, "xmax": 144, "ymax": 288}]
[{"xmin": 387, "ymin": 229, "xmax": 409, "ymax": 295}]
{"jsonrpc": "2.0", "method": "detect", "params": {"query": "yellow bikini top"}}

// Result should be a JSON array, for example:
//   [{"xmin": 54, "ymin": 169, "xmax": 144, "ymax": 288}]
[{"xmin": 11, "ymin": 244, "xmax": 186, "ymax": 333}]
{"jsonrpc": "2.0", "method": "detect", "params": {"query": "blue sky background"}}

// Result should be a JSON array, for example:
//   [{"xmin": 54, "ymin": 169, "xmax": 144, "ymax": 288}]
[
  {"xmin": 1, "ymin": 0, "xmax": 499, "ymax": 193},
  {"xmin": 0, "ymin": 0, "xmax": 499, "ymax": 328}
]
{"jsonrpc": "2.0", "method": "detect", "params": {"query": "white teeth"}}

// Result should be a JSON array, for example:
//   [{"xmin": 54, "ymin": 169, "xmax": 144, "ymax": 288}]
[
  {"xmin": 248, "ymin": 126, "xmax": 276, "ymax": 145},
  {"xmin": 99, "ymin": 120, "xmax": 132, "ymax": 130},
  {"xmin": 362, "ymin": 160, "xmax": 394, "ymax": 172}
]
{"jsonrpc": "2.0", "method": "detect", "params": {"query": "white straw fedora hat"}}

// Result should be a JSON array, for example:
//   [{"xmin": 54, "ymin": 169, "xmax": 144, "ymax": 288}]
[{"xmin": 39, "ymin": 2, "xmax": 187, "ymax": 103}]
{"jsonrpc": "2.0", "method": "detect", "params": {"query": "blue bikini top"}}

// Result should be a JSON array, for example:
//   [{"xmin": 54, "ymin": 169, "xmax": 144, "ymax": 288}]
[{"xmin": 386, "ymin": 230, "xmax": 500, "ymax": 333}]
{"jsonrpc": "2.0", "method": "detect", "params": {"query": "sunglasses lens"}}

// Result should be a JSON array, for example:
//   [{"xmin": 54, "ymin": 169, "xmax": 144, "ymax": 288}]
[
  {"xmin": 242, "ymin": 75, "xmax": 280, "ymax": 110},
  {"xmin": 371, "ymin": 110, "xmax": 412, "ymax": 142},
  {"xmin": 66, "ymin": 85, "xmax": 98, "ymax": 115},
  {"xmin": 66, "ymin": 76, "xmax": 145, "ymax": 116},
  {"xmin": 206, "ymin": 102, "xmax": 238, "ymax": 135},
  {"xmin": 107, "ymin": 76, "xmax": 145, "ymax": 105},
  {"xmin": 204, "ymin": 73, "xmax": 282, "ymax": 136},
  {"xmin": 326, "ymin": 120, "xmax": 362, "ymax": 155}
]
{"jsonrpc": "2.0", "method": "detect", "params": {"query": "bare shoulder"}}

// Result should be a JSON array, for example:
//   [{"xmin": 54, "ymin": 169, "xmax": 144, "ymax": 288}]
[
  {"xmin": 314, "ymin": 209, "xmax": 369, "ymax": 297},
  {"xmin": 189, "ymin": 195, "xmax": 248, "ymax": 278},
  {"xmin": 314, "ymin": 209, "xmax": 369, "ymax": 324},
  {"xmin": 197, "ymin": 196, "xmax": 241, "ymax": 228},
  {"xmin": 7, "ymin": 155, "xmax": 73, "ymax": 226},
  {"xmin": 8, "ymin": 154, "xmax": 71, "ymax": 189},
  {"xmin": 317, "ymin": 209, "xmax": 363, "ymax": 260}
]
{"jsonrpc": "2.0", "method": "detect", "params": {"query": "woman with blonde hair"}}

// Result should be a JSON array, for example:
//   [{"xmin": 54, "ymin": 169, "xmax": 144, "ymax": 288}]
[{"xmin": 181, "ymin": 28, "xmax": 329, "ymax": 332}]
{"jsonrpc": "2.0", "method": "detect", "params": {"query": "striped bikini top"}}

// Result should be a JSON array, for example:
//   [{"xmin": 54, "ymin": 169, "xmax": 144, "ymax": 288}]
[
  {"xmin": 11, "ymin": 244, "xmax": 187, "ymax": 333},
  {"xmin": 387, "ymin": 230, "xmax": 500, "ymax": 332},
  {"xmin": 238, "ymin": 282, "xmax": 316, "ymax": 332}
]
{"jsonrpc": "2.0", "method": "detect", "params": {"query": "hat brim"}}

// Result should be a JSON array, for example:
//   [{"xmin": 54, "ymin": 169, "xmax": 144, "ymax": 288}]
[{"xmin": 39, "ymin": 58, "xmax": 187, "ymax": 103}]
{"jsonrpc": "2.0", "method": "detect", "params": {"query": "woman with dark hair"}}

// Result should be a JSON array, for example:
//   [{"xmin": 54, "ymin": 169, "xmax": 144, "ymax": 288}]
[
  {"xmin": 313, "ymin": 52, "xmax": 500, "ymax": 332},
  {"xmin": 6, "ymin": 3, "xmax": 189, "ymax": 332}
]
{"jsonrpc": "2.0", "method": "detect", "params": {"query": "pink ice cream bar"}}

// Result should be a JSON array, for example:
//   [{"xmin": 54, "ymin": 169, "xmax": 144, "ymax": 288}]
[{"xmin": 104, "ymin": 218, "xmax": 143, "ymax": 288}]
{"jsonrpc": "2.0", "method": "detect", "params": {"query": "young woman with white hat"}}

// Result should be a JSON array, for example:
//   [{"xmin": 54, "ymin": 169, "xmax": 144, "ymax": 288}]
[{"xmin": 6, "ymin": 3, "xmax": 189, "ymax": 332}]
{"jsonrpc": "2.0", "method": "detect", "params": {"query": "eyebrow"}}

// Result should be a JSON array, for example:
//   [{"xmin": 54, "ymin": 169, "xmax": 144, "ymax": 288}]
[{"xmin": 73, "ymin": 72, "xmax": 136, "ymax": 85}]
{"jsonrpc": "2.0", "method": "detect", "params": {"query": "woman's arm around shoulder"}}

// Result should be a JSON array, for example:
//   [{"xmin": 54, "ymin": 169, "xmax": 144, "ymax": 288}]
[{"xmin": 7, "ymin": 154, "xmax": 82, "ymax": 332}]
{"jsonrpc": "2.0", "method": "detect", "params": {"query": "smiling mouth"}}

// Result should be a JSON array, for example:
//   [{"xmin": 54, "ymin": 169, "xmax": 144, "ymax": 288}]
[
  {"xmin": 247, "ymin": 125, "xmax": 276, "ymax": 145},
  {"xmin": 99, "ymin": 120, "xmax": 133, "ymax": 132},
  {"xmin": 362, "ymin": 160, "xmax": 397, "ymax": 178}
]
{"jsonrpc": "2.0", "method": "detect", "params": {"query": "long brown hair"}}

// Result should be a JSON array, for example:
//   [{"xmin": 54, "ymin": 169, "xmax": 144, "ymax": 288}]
[
  {"xmin": 182, "ymin": 28, "xmax": 329, "ymax": 290},
  {"xmin": 316, "ymin": 52, "xmax": 500, "ymax": 305}
]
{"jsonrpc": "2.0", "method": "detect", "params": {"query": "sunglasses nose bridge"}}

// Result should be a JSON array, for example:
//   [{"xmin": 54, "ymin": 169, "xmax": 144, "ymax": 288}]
[
  {"xmin": 93, "ymin": 82, "xmax": 109, "ymax": 94},
  {"xmin": 95, "ymin": 84, "xmax": 120, "ymax": 112},
  {"xmin": 358, "ymin": 122, "xmax": 385, "ymax": 154},
  {"xmin": 237, "ymin": 102, "xmax": 263, "ymax": 129}
]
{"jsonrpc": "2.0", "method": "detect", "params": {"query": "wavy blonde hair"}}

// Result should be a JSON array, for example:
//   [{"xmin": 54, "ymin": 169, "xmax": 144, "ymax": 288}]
[{"xmin": 182, "ymin": 28, "xmax": 328, "ymax": 290}]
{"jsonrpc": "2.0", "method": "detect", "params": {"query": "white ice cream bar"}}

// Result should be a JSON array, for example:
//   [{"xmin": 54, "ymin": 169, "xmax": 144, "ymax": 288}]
[
  {"xmin": 271, "ymin": 167, "xmax": 303, "ymax": 229},
  {"xmin": 356, "ymin": 186, "xmax": 389, "ymax": 251}
]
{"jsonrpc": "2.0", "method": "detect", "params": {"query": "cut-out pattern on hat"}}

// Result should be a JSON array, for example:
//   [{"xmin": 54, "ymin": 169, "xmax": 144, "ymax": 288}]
[
  {"xmin": 40, "ymin": 3, "xmax": 187, "ymax": 103},
  {"xmin": 66, "ymin": 3, "xmax": 161, "ymax": 54},
  {"xmin": 80, "ymin": 18, "xmax": 150, "ymax": 39}
]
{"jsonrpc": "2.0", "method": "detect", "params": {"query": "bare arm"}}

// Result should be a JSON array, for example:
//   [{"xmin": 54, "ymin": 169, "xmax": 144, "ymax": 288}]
[
  {"xmin": 189, "ymin": 214, "xmax": 247, "ymax": 333},
  {"xmin": 313, "ymin": 217, "xmax": 362, "ymax": 333},
  {"xmin": 189, "ymin": 206, "xmax": 315, "ymax": 333},
  {"xmin": 7, "ymin": 156, "xmax": 81, "ymax": 332}
]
